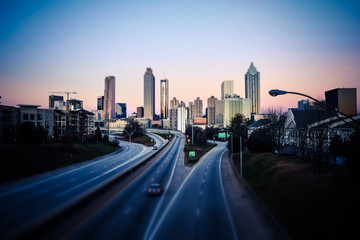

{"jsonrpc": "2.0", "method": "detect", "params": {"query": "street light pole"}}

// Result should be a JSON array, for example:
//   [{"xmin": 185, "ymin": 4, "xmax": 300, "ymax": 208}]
[{"xmin": 269, "ymin": 89, "xmax": 358, "ymax": 130}]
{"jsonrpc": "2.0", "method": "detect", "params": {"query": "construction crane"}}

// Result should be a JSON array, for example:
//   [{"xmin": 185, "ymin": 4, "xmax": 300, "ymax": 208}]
[{"xmin": 49, "ymin": 92, "xmax": 77, "ymax": 111}]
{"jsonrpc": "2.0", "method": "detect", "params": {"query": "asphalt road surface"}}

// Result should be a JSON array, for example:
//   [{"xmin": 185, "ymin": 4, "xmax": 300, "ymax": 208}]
[{"xmin": 0, "ymin": 135, "xmax": 164, "ymax": 239}]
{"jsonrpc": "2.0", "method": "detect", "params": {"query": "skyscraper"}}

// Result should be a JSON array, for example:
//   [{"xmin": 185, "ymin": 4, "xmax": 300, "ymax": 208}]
[
  {"xmin": 245, "ymin": 62, "xmax": 260, "ymax": 114},
  {"xmin": 207, "ymin": 96, "xmax": 217, "ymax": 126},
  {"xmin": 194, "ymin": 97, "xmax": 203, "ymax": 118},
  {"xmin": 160, "ymin": 79, "xmax": 169, "ymax": 119},
  {"xmin": 104, "ymin": 76, "xmax": 116, "ymax": 119},
  {"xmin": 221, "ymin": 80, "xmax": 234, "ymax": 100},
  {"xmin": 144, "ymin": 68, "xmax": 155, "ymax": 120},
  {"xmin": 170, "ymin": 97, "xmax": 179, "ymax": 109},
  {"xmin": 97, "ymin": 96, "xmax": 104, "ymax": 110}
]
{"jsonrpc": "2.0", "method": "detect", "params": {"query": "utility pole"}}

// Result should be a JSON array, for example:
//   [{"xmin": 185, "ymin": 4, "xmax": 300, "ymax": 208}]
[
  {"xmin": 240, "ymin": 136, "xmax": 243, "ymax": 177},
  {"xmin": 192, "ymin": 123, "xmax": 194, "ymax": 145}
]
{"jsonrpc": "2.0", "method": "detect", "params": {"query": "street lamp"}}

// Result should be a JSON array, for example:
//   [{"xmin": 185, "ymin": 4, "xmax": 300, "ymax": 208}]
[{"xmin": 269, "ymin": 89, "xmax": 358, "ymax": 130}]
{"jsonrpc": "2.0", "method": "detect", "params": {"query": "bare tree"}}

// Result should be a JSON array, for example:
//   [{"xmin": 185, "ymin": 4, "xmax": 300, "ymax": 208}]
[{"xmin": 263, "ymin": 106, "xmax": 286, "ymax": 153}]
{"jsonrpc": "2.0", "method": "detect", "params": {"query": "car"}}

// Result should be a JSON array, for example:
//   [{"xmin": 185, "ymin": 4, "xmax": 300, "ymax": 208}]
[
  {"xmin": 152, "ymin": 146, "xmax": 158, "ymax": 150},
  {"xmin": 147, "ymin": 183, "xmax": 162, "ymax": 195}
]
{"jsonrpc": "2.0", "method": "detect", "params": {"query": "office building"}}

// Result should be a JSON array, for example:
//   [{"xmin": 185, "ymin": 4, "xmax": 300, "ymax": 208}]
[
  {"xmin": 194, "ymin": 97, "xmax": 203, "ymax": 118},
  {"xmin": 137, "ymin": 106, "xmax": 144, "ymax": 118},
  {"xmin": 325, "ymin": 88, "xmax": 357, "ymax": 116},
  {"xmin": 207, "ymin": 96, "xmax": 217, "ymax": 126},
  {"xmin": 144, "ymin": 68, "xmax": 155, "ymax": 120},
  {"xmin": 215, "ymin": 99, "xmax": 224, "ymax": 127},
  {"xmin": 223, "ymin": 95, "xmax": 251, "ymax": 127},
  {"xmin": 170, "ymin": 97, "xmax": 179, "ymax": 109},
  {"xmin": 116, "ymin": 103, "xmax": 127, "ymax": 119},
  {"xmin": 97, "ymin": 96, "xmax": 104, "ymax": 110},
  {"xmin": 104, "ymin": 76, "xmax": 116, "ymax": 119},
  {"xmin": 160, "ymin": 79, "xmax": 169, "ymax": 119},
  {"xmin": 245, "ymin": 62, "xmax": 260, "ymax": 114},
  {"xmin": 221, "ymin": 80, "xmax": 234, "ymax": 100},
  {"xmin": 49, "ymin": 95, "xmax": 63, "ymax": 109},
  {"xmin": 169, "ymin": 107, "xmax": 186, "ymax": 133}
]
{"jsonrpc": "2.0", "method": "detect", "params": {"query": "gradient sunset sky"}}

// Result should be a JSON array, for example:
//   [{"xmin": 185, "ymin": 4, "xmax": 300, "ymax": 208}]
[{"xmin": 1, "ymin": 0, "xmax": 359, "ymax": 114}]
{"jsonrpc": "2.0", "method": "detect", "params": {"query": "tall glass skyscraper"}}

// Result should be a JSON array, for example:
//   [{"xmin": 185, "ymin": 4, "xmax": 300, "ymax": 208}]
[
  {"xmin": 160, "ymin": 79, "xmax": 169, "ymax": 119},
  {"xmin": 144, "ymin": 68, "xmax": 155, "ymax": 120},
  {"xmin": 104, "ymin": 76, "xmax": 116, "ymax": 119},
  {"xmin": 245, "ymin": 62, "xmax": 260, "ymax": 114}
]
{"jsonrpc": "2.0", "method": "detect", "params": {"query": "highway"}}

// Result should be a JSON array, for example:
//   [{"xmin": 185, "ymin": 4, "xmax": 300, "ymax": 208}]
[
  {"xmin": 0, "ymin": 133, "xmax": 165, "ymax": 239},
  {"xmin": 63, "ymin": 132, "xmax": 184, "ymax": 239}
]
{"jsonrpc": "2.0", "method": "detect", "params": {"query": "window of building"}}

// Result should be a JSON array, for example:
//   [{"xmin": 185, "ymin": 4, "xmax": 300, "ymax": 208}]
[
  {"xmin": 23, "ymin": 114, "xmax": 29, "ymax": 120},
  {"xmin": 38, "ymin": 114, "xmax": 42, "ymax": 120},
  {"xmin": 30, "ymin": 114, "xmax": 35, "ymax": 120}
]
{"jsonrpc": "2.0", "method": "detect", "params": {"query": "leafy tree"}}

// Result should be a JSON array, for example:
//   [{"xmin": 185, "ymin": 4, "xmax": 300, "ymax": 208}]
[
  {"xmin": 95, "ymin": 127, "xmax": 102, "ymax": 141},
  {"xmin": 227, "ymin": 114, "xmax": 251, "ymax": 153}
]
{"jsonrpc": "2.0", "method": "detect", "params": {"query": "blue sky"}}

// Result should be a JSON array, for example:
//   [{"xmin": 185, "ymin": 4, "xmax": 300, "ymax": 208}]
[{"xmin": 1, "ymin": 0, "xmax": 360, "ymax": 113}]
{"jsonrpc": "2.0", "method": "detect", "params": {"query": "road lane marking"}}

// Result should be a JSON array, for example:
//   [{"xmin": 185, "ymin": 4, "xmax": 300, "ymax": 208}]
[
  {"xmin": 218, "ymin": 148, "xmax": 238, "ymax": 240},
  {"xmin": 143, "ymin": 135, "xmax": 183, "ymax": 240},
  {"xmin": 0, "ymin": 142, "xmax": 143, "ymax": 198},
  {"xmin": 196, "ymin": 208, "xmax": 200, "ymax": 217}
]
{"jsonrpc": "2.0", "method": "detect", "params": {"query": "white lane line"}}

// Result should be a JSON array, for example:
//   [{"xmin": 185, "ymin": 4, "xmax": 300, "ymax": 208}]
[
  {"xmin": 218, "ymin": 148, "xmax": 238, "ymax": 240},
  {"xmin": 124, "ymin": 206, "xmax": 132, "ymax": 215},
  {"xmin": 90, "ymin": 170, "xmax": 95, "ymax": 174},
  {"xmin": 0, "ymin": 143, "xmax": 142, "ymax": 198},
  {"xmin": 147, "ymin": 164, "xmax": 198, "ymax": 240},
  {"xmin": 55, "ymin": 149, "xmax": 148, "ymax": 197},
  {"xmin": 143, "ymin": 136, "xmax": 183, "ymax": 240}
]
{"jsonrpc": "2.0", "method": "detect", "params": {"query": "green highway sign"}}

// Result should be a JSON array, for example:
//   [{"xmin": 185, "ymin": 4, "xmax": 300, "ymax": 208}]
[
  {"xmin": 189, "ymin": 151, "xmax": 195, "ymax": 157},
  {"xmin": 218, "ymin": 132, "xmax": 231, "ymax": 138}
]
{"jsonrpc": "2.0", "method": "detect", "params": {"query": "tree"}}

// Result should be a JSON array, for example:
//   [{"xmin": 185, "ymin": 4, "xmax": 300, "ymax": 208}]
[
  {"xmin": 124, "ymin": 120, "xmax": 142, "ymax": 142},
  {"xmin": 95, "ymin": 127, "xmax": 102, "ymax": 142},
  {"xmin": 262, "ymin": 106, "xmax": 286, "ymax": 153},
  {"xmin": 227, "ymin": 114, "xmax": 250, "ymax": 153}
]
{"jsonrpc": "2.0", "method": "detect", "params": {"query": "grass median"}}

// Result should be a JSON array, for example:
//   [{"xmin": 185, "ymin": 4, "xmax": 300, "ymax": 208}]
[
  {"xmin": 184, "ymin": 143, "xmax": 216, "ymax": 166},
  {"xmin": 232, "ymin": 151, "xmax": 360, "ymax": 239}
]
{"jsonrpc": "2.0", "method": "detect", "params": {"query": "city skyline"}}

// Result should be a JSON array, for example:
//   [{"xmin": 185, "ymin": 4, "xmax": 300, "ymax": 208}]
[{"xmin": 1, "ymin": 0, "xmax": 360, "ymax": 114}]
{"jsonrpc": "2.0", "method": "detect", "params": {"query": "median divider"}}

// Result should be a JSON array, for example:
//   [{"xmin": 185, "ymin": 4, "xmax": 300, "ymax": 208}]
[{"xmin": 18, "ymin": 135, "xmax": 175, "ymax": 239}]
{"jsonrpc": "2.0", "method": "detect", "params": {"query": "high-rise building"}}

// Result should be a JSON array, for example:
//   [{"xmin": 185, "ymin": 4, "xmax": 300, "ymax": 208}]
[
  {"xmin": 116, "ymin": 103, "xmax": 127, "ymax": 118},
  {"xmin": 188, "ymin": 102, "xmax": 194, "ymax": 119},
  {"xmin": 194, "ymin": 97, "xmax": 203, "ymax": 118},
  {"xmin": 179, "ymin": 101, "xmax": 186, "ymax": 108},
  {"xmin": 97, "ymin": 96, "xmax": 104, "ymax": 110},
  {"xmin": 169, "ymin": 107, "xmax": 186, "ymax": 133},
  {"xmin": 207, "ymin": 96, "xmax": 217, "ymax": 126},
  {"xmin": 215, "ymin": 99, "xmax": 224, "ymax": 127},
  {"xmin": 221, "ymin": 80, "xmax": 234, "ymax": 100},
  {"xmin": 245, "ymin": 62, "xmax": 260, "ymax": 114},
  {"xmin": 144, "ymin": 68, "xmax": 155, "ymax": 120},
  {"xmin": 104, "ymin": 76, "xmax": 116, "ymax": 119},
  {"xmin": 170, "ymin": 97, "xmax": 179, "ymax": 109},
  {"xmin": 160, "ymin": 79, "xmax": 169, "ymax": 119},
  {"xmin": 49, "ymin": 95, "xmax": 63, "ymax": 109},
  {"xmin": 223, "ymin": 95, "xmax": 251, "ymax": 127},
  {"xmin": 325, "ymin": 88, "xmax": 357, "ymax": 116},
  {"xmin": 137, "ymin": 106, "xmax": 144, "ymax": 118}
]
